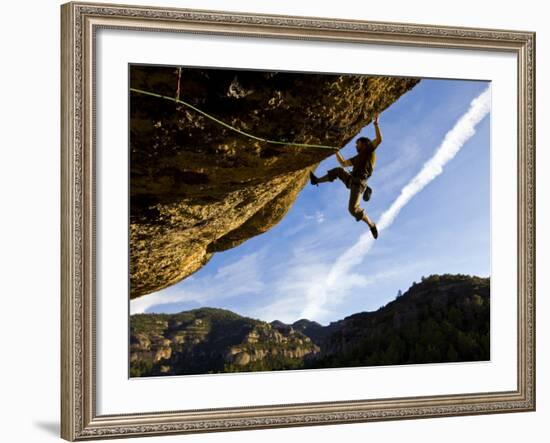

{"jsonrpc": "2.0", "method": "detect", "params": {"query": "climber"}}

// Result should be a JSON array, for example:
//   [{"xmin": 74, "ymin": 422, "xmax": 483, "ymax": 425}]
[{"xmin": 309, "ymin": 113, "xmax": 382, "ymax": 239}]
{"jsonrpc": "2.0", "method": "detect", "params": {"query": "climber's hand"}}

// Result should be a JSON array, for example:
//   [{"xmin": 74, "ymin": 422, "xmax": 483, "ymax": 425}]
[{"xmin": 373, "ymin": 113, "xmax": 379, "ymax": 125}]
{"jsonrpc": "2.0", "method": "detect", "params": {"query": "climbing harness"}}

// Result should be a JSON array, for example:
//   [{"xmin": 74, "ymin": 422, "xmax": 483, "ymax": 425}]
[{"xmin": 130, "ymin": 87, "xmax": 341, "ymax": 151}]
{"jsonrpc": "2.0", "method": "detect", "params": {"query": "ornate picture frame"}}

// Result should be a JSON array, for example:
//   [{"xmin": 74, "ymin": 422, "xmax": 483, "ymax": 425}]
[{"xmin": 61, "ymin": 1, "xmax": 535, "ymax": 440}]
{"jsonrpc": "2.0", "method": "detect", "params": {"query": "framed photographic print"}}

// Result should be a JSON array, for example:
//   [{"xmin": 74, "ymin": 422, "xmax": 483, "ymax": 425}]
[{"xmin": 60, "ymin": 1, "xmax": 536, "ymax": 440}]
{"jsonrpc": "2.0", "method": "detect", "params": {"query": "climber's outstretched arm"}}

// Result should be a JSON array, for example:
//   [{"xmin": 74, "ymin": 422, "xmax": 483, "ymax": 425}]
[
  {"xmin": 373, "ymin": 113, "xmax": 382, "ymax": 149},
  {"xmin": 336, "ymin": 151, "xmax": 352, "ymax": 167}
]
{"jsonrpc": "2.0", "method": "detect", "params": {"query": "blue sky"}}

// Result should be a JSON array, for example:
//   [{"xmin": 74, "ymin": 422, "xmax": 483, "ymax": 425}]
[{"xmin": 131, "ymin": 78, "xmax": 491, "ymax": 325}]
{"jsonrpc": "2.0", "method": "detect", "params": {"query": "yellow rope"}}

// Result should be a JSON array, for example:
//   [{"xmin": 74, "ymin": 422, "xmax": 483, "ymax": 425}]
[{"xmin": 130, "ymin": 87, "xmax": 340, "ymax": 151}]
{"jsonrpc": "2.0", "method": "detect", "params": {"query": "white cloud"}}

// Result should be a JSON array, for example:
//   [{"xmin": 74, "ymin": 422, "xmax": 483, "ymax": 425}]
[
  {"xmin": 298, "ymin": 86, "xmax": 491, "ymax": 321},
  {"xmin": 253, "ymin": 261, "xmax": 404, "ymax": 324},
  {"xmin": 130, "ymin": 250, "xmax": 266, "ymax": 314},
  {"xmin": 303, "ymin": 210, "xmax": 326, "ymax": 225},
  {"xmin": 306, "ymin": 210, "xmax": 325, "ymax": 224}
]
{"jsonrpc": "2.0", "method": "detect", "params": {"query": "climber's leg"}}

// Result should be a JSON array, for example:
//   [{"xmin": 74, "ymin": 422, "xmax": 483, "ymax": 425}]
[
  {"xmin": 348, "ymin": 183, "xmax": 378, "ymax": 239},
  {"xmin": 347, "ymin": 183, "xmax": 365, "ymax": 221},
  {"xmin": 311, "ymin": 167, "xmax": 350, "ymax": 185}
]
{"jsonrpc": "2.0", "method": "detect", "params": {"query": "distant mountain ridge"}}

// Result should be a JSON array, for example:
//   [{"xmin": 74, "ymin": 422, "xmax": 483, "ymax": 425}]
[{"xmin": 130, "ymin": 273, "xmax": 489, "ymax": 377}]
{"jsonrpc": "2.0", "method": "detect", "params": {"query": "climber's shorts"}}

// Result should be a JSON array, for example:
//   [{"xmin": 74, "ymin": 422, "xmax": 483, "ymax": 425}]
[
  {"xmin": 326, "ymin": 167, "xmax": 368, "ymax": 192},
  {"xmin": 326, "ymin": 168, "xmax": 370, "ymax": 222}
]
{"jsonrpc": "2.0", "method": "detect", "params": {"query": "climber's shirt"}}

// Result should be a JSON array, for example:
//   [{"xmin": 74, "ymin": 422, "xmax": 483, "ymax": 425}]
[{"xmin": 349, "ymin": 148, "xmax": 376, "ymax": 181}]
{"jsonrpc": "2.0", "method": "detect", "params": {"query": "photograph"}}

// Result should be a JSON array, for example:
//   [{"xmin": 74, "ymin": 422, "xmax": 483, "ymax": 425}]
[
  {"xmin": 57, "ymin": 2, "xmax": 536, "ymax": 440},
  {"xmin": 128, "ymin": 64, "xmax": 491, "ymax": 378}
]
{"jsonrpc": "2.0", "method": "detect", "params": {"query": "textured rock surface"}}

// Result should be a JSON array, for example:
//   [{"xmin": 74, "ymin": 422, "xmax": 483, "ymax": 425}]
[{"xmin": 130, "ymin": 65, "xmax": 419, "ymax": 299}]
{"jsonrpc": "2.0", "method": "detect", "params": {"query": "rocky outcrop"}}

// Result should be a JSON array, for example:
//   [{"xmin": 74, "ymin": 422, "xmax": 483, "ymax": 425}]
[
  {"xmin": 225, "ymin": 324, "xmax": 320, "ymax": 367},
  {"xmin": 130, "ymin": 307, "xmax": 319, "ymax": 377},
  {"xmin": 130, "ymin": 66, "xmax": 420, "ymax": 298}
]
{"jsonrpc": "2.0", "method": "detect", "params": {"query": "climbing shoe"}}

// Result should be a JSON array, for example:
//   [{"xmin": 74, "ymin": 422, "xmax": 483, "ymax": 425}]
[
  {"xmin": 363, "ymin": 185, "xmax": 373, "ymax": 202},
  {"xmin": 370, "ymin": 223, "xmax": 378, "ymax": 239},
  {"xmin": 309, "ymin": 172, "xmax": 319, "ymax": 186}
]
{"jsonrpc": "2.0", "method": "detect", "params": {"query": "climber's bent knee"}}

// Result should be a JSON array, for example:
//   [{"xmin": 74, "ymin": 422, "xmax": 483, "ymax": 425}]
[
  {"xmin": 348, "ymin": 205, "xmax": 364, "ymax": 222},
  {"xmin": 327, "ymin": 167, "xmax": 345, "ymax": 182}
]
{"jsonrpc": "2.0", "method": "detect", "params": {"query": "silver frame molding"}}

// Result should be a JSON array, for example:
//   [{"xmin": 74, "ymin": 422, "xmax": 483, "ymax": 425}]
[{"xmin": 61, "ymin": 1, "xmax": 536, "ymax": 440}]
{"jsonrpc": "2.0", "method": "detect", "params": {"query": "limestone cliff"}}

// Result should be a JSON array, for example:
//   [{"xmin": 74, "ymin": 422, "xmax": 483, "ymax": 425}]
[
  {"xmin": 130, "ymin": 65, "xmax": 419, "ymax": 299},
  {"xmin": 130, "ymin": 308, "xmax": 319, "ymax": 376}
]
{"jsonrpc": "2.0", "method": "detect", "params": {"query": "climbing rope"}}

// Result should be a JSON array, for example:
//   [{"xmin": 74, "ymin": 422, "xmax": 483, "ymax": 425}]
[{"xmin": 130, "ymin": 87, "xmax": 340, "ymax": 151}]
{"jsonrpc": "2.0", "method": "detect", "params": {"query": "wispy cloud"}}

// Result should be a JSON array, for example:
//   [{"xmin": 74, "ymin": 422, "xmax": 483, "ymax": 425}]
[
  {"xmin": 259, "ymin": 269, "xmax": 394, "ymax": 323},
  {"xmin": 304, "ymin": 210, "xmax": 325, "ymax": 224},
  {"xmin": 372, "ymin": 137, "xmax": 421, "ymax": 194},
  {"xmin": 130, "ymin": 250, "xmax": 267, "ymax": 314},
  {"xmin": 299, "ymin": 86, "xmax": 491, "ymax": 320}
]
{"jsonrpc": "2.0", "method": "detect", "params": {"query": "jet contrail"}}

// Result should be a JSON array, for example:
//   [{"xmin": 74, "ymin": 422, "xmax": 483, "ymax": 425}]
[{"xmin": 300, "ymin": 86, "xmax": 491, "ymax": 319}]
